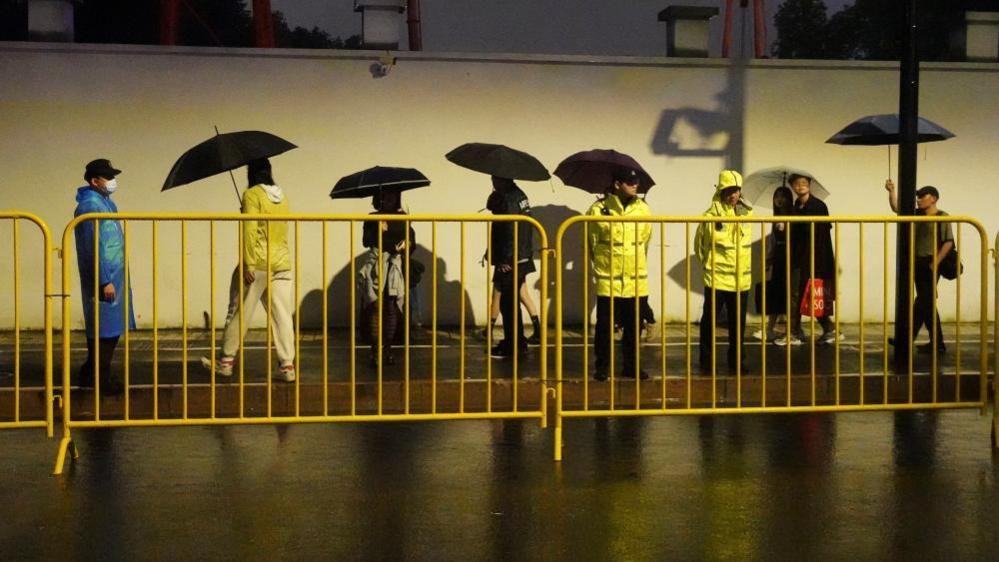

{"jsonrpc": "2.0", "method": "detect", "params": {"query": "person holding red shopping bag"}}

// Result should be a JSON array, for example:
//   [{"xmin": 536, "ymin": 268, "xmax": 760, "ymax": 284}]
[{"xmin": 777, "ymin": 173, "xmax": 843, "ymax": 346}]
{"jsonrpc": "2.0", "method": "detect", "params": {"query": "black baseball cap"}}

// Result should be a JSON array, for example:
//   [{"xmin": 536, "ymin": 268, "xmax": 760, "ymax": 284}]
[
  {"xmin": 613, "ymin": 167, "xmax": 640, "ymax": 185},
  {"xmin": 84, "ymin": 158, "xmax": 121, "ymax": 181},
  {"xmin": 916, "ymin": 185, "xmax": 940, "ymax": 199}
]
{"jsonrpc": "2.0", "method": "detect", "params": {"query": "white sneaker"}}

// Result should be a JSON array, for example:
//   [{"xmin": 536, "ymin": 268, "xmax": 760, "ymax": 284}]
[
  {"xmin": 820, "ymin": 330, "xmax": 846, "ymax": 344},
  {"xmin": 774, "ymin": 335, "xmax": 804, "ymax": 347},
  {"xmin": 274, "ymin": 364, "xmax": 296, "ymax": 383},
  {"xmin": 201, "ymin": 356, "xmax": 233, "ymax": 377}
]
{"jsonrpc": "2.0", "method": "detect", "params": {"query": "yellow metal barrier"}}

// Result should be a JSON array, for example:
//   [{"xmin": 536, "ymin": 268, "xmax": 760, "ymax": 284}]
[
  {"xmin": 554, "ymin": 215, "xmax": 990, "ymax": 460},
  {"xmin": 994, "ymin": 231, "xmax": 999, "ymax": 449},
  {"xmin": 0, "ymin": 212, "xmax": 54, "ymax": 436},
  {"xmin": 54, "ymin": 213, "xmax": 548, "ymax": 474}
]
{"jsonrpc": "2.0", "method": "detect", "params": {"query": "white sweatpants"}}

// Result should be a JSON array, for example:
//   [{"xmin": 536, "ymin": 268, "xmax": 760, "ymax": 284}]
[{"xmin": 220, "ymin": 267, "xmax": 295, "ymax": 366}]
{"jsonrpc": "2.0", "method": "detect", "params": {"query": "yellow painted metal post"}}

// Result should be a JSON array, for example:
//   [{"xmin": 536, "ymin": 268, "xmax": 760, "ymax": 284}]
[
  {"xmin": 154, "ymin": 222, "xmax": 160, "ymax": 419},
  {"xmin": 210, "ymin": 221, "xmax": 216, "ymax": 419},
  {"xmin": 459, "ymin": 222, "xmax": 466, "ymax": 413},
  {"xmin": 660, "ymin": 223, "xmax": 667, "ymax": 409},
  {"xmin": 956, "ymin": 224, "xmax": 963, "ymax": 403},
  {"xmin": 883, "ymin": 223, "xmax": 889, "ymax": 404},
  {"xmin": 809, "ymin": 223, "xmax": 816, "ymax": 407},
  {"xmin": 760, "ymin": 223, "xmax": 767, "ymax": 407},
  {"xmin": 349, "ymin": 222, "xmax": 356, "ymax": 416},
  {"xmin": 834, "ymin": 222, "xmax": 840, "ymax": 405},
  {"xmin": 404, "ymin": 220, "xmax": 411, "ymax": 414},
  {"xmin": 512, "ymin": 221, "xmax": 518, "ymax": 413},
  {"xmin": 182, "ymin": 221, "xmax": 189, "ymax": 419},
  {"xmin": 123, "ymin": 220, "xmax": 130, "ymax": 420},
  {"xmin": 12, "ymin": 220, "xmax": 20, "ymax": 423},
  {"xmin": 295, "ymin": 222, "xmax": 301, "ymax": 416},
  {"xmin": 238, "ymin": 222, "xmax": 245, "ymax": 418},
  {"xmin": 432, "ymin": 221, "xmax": 438, "ymax": 414},
  {"xmin": 583, "ymin": 222, "xmax": 589, "ymax": 410},
  {"xmin": 859, "ymin": 224, "xmax": 865, "ymax": 405},
  {"xmin": 685, "ymin": 224, "xmax": 692, "ymax": 409},
  {"xmin": 322, "ymin": 221, "xmax": 329, "ymax": 416},
  {"xmin": 634, "ymin": 222, "xmax": 641, "ymax": 410},
  {"xmin": 785, "ymin": 220, "xmax": 792, "ymax": 406},
  {"xmin": 486, "ymin": 222, "xmax": 493, "ymax": 412},
  {"xmin": 93, "ymin": 218, "xmax": 101, "ymax": 419}
]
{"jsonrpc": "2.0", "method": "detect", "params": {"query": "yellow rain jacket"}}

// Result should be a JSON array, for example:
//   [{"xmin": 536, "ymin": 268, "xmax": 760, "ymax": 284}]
[
  {"xmin": 242, "ymin": 184, "xmax": 291, "ymax": 272},
  {"xmin": 695, "ymin": 195, "xmax": 753, "ymax": 292},
  {"xmin": 587, "ymin": 194, "xmax": 652, "ymax": 298}
]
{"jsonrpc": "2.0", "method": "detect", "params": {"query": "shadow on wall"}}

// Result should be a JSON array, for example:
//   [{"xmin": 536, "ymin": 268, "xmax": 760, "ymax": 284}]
[
  {"xmin": 532, "ymin": 204, "xmax": 593, "ymax": 326},
  {"xmin": 650, "ymin": 60, "xmax": 746, "ymax": 171},
  {"xmin": 298, "ymin": 243, "xmax": 477, "ymax": 330}
]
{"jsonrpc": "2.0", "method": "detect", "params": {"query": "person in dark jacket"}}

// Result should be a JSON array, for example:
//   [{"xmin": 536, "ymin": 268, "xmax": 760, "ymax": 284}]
[
  {"xmin": 488, "ymin": 176, "xmax": 534, "ymax": 359},
  {"xmin": 360, "ymin": 188, "xmax": 417, "ymax": 367},
  {"xmin": 777, "ymin": 174, "xmax": 842, "ymax": 346}
]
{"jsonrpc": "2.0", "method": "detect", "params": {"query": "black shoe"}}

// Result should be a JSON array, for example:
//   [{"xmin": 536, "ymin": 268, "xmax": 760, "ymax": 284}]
[
  {"xmin": 100, "ymin": 378, "xmax": 125, "ymax": 397},
  {"xmin": 917, "ymin": 343, "xmax": 946, "ymax": 355},
  {"xmin": 526, "ymin": 332, "xmax": 541, "ymax": 345},
  {"xmin": 594, "ymin": 366, "xmax": 608, "ymax": 382},
  {"xmin": 490, "ymin": 345, "xmax": 512, "ymax": 359},
  {"xmin": 621, "ymin": 368, "xmax": 650, "ymax": 380}
]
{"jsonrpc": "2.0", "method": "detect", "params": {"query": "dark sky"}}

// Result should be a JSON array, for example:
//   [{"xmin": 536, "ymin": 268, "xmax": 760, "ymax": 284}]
[{"xmin": 270, "ymin": 0, "xmax": 853, "ymax": 56}]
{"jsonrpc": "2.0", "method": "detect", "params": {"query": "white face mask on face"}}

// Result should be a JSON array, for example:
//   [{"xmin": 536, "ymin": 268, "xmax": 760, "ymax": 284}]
[{"xmin": 104, "ymin": 178, "xmax": 118, "ymax": 193}]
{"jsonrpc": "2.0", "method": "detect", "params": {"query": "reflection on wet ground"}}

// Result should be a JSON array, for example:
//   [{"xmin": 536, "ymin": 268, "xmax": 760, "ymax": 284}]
[{"xmin": 1, "ymin": 411, "xmax": 997, "ymax": 560}]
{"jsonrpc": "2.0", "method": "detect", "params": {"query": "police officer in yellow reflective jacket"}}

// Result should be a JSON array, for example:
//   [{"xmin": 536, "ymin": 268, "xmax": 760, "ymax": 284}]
[
  {"xmin": 695, "ymin": 170, "xmax": 753, "ymax": 374},
  {"xmin": 587, "ymin": 167, "xmax": 652, "ymax": 381}
]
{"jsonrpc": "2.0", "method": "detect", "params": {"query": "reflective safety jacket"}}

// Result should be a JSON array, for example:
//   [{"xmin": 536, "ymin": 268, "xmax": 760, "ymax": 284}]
[
  {"xmin": 586, "ymin": 194, "xmax": 652, "ymax": 298},
  {"xmin": 242, "ymin": 184, "xmax": 291, "ymax": 272},
  {"xmin": 695, "ymin": 196, "xmax": 753, "ymax": 292}
]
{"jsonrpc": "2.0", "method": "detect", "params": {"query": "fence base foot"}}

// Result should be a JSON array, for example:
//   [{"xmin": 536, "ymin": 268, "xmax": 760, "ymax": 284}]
[{"xmin": 53, "ymin": 435, "xmax": 76, "ymax": 475}]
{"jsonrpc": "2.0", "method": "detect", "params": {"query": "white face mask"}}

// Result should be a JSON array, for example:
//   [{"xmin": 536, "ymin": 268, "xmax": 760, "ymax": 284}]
[{"xmin": 104, "ymin": 178, "xmax": 118, "ymax": 193}]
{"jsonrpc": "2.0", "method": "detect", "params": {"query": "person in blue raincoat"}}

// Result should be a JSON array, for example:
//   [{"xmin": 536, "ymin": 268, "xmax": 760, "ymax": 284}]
[{"xmin": 74, "ymin": 159, "xmax": 134, "ymax": 395}]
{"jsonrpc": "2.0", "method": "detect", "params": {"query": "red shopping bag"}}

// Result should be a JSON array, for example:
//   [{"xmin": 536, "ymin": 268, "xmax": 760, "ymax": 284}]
[{"xmin": 799, "ymin": 278, "xmax": 826, "ymax": 318}]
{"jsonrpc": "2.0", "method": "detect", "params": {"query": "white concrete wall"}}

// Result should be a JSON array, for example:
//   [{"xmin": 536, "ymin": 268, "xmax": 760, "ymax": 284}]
[{"xmin": 0, "ymin": 43, "xmax": 997, "ymax": 330}]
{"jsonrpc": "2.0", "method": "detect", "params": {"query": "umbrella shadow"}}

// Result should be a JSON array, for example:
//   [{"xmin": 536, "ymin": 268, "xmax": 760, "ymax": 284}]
[
  {"xmin": 298, "ymin": 243, "xmax": 477, "ymax": 330},
  {"xmin": 531, "ymin": 204, "xmax": 594, "ymax": 327},
  {"xmin": 650, "ymin": 60, "xmax": 746, "ymax": 170}
]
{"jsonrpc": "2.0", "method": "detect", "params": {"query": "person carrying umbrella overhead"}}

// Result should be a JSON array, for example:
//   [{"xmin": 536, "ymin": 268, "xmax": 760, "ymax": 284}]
[
  {"xmin": 330, "ymin": 166, "xmax": 430, "ymax": 368},
  {"xmin": 884, "ymin": 180, "xmax": 954, "ymax": 355},
  {"xmin": 586, "ymin": 167, "xmax": 652, "ymax": 381},
  {"xmin": 444, "ymin": 143, "xmax": 549, "ymax": 360},
  {"xmin": 695, "ymin": 170, "xmax": 753, "ymax": 375},
  {"xmin": 359, "ymin": 187, "xmax": 419, "ymax": 368},
  {"xmin": 201, "ymin": 157, "xmax": 296, "ymax": 382},
  {"xmin": 487, "ymin": 176, "xmax": 536, "ymax": 359}
]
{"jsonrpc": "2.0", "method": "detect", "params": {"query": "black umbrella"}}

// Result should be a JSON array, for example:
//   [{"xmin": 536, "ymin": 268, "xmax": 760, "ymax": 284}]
[
  {"xmin": 330, "ymin": 166, "xmax": 430, "ymax": 200},
  {"xmin": 554, "ymin": 149, "xmax": 655, "ymax": 194},
  {"xmin": 162, "ymin": 130, "xmax": 297, "ymax": 198},
  {"xmin": 445, "ymin": 143, "xmax": 550, "ymax": 181},
  {"xmin": 826, "ymin": 114, "xmax": 954, "ymax": 145}
]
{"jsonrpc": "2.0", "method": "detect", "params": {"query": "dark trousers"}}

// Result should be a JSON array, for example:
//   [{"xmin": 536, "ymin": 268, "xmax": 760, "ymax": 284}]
[
  {"xmin": 699, "ymin": 289, "xmax": 748, "ymax": 366},
  {"xmin": 595, "ymin": 296, "xmax": 640, "ymax": 375},
  {"xmin": 497, "ymin": 269, "xmax": 528, "ymax": 351},
  {"xmin": 78, "ymin": 336, "xmax": 119, "ymax": 385},
  {"xmin": 365, "ymin": 296, "xmax": 401, "ymax": 355},
  {"xmin": 913, "ymin": 257, "xmax": 945, "ymax": 348}
]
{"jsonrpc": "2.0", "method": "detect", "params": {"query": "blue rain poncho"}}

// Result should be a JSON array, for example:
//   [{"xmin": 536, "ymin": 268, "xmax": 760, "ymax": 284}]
[{"xmin": 74, "ymin": 186, "xmax": 136, "ymax": 338}]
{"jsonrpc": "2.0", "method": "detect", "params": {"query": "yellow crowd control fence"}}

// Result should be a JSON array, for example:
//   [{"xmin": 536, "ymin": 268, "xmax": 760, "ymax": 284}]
[
  {"xmin": 55, "ymin": 213, "xmax": 549, "ymax": 474},
  {"xmin": 0, "ymin": 212, "xmax": 54, "ymax": 436},
  {"xmin": 553, "ymin": 215, "xmax": 992, "ymax": 460}
]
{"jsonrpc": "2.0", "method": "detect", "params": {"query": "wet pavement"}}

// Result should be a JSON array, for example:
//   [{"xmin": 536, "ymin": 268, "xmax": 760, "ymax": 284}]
[{"xmin": 1, "ymin": 410, "xmax": 998, "ymax": 560}]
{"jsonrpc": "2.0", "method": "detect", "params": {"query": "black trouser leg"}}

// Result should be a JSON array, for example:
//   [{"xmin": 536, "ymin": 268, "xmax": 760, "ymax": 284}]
[
  {"xmin": 727, "ymin": 290, "xmax": 748, "ymax": 366},
  {"xmin": 595, "ymin": 296, "xmax": 639, "ymax": 375},
  {"xmin": 498, "ymin": 271, "xmax": 524, "ymax": 351},
  {"xmin": 595, "ymin": 297, "xmax": 611, "ymax": 373},
  {"xmin": 913, "ymin": 258, "xmax": 944, "ymax": 348},
  {"xmin": 79, "ymin": 336, "xmax": 119, "ymax": 385},
  {"xmin": 701, "ymin": 290, "xmax": 746, "ymax": 367},
  {"xmin": 619, "ymin": 297, "xmax": 639, "ymax": 374}
]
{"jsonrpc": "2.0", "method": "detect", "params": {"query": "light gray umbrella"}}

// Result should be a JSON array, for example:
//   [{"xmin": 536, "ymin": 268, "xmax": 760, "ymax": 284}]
[{"xmin": 742, "ymin": 166, "xmax": 829, "ymax": 206}]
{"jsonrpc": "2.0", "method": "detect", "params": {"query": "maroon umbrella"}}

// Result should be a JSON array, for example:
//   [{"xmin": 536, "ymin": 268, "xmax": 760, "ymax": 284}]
[{"xmin": 554, "ymin": 149, "xmax": 655, "ymax": 194}]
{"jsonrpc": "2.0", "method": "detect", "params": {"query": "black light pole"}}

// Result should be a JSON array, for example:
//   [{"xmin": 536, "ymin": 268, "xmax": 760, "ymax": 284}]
[{"xmin": 894, "ymin": 0, "xmax": 919, "ymax": 367}]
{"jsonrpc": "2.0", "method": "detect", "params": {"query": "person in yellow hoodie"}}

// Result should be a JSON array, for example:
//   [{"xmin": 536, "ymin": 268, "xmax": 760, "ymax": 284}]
[
  {"xmin": 202, "ymin": 158, "xmax": 296, "ymax": 382},
  {"xmin": 695, "ymin": 170, "xmax": 753, "ymax": 375},
  {"xmin": 588, "ymin": 167, "xmax": 652, "ymax": 381}
]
